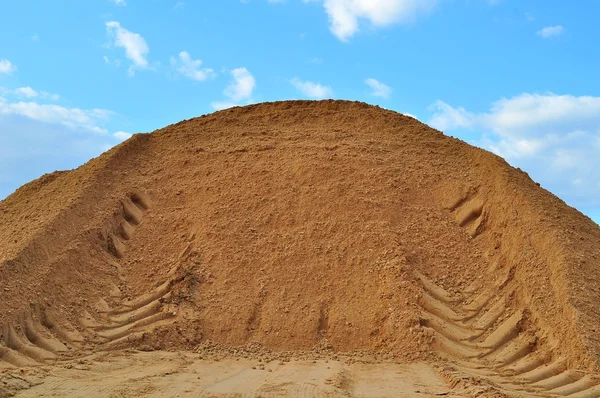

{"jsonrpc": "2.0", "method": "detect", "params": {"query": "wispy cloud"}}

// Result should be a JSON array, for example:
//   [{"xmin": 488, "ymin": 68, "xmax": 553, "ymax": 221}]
[
  {"xmin": 211, "ymin": 101, "xmax": 239, "ymax": 111},
  {"xmin": 170, "ymin": 51, "xmax": 215, "ymax": 81},
  {"xmin": 224, "ymin": 68, "xmax": 256, "ymax": 102},
  {"xmin": 365, "ymin": 78, "xmax": 391, "ymax": 98},
  {"xmin": 290, "ymin": 77, "xmax": 333, "ymax": 99},
  {"xmin": 429, "ymin": 93, "xmax": 600, "ymax": 209},
  {"xmin": 14, "ymin": 87, "xmax": 38, "ymax": 98},
  {"xmin": 0, "ymin": 85, "xmax": 129, "ymax": 199},
  {"xmin": 0, "ymin": 98, "xmax": 112, "ymax": 135},
  {"xmin": 113, "ymin": 131, "xmax": 132, "ymax": 141},
  {"xmin": 315, "ymin": 0, "xmax": 440, "ymax": 41},
  {"xmin": 211, "ymin": 67, "xmax": 256, "ymax": 110},
  {"xmin": 105, "ymin": 21, "xmax": 150, "ymax": 75},
  {"xmin": 0, "ymin": 59, "xmax": 17, "ymax": 74},
  {"xmin": 1, "ymin": 86, "xmax": 60, "ymax": 101},
  {"xmin": 537, "ymin": 25, "xmax": 564, "ymax": 38}
]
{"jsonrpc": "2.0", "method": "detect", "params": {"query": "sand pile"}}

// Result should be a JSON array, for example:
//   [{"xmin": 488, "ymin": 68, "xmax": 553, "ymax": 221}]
[{"xmin": 1, "ymin": 100, "xmax": 600, "ymax": 396}]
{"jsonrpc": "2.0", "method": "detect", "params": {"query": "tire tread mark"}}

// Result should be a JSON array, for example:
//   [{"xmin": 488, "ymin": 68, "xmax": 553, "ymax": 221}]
[{"xmin": 416, "ymin": 268, "xmax": 599, "ymax": 397}]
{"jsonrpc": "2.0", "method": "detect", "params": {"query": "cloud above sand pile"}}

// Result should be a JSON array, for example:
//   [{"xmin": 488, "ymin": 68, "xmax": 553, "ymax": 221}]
[
  {"xmin": 225, "ymin": 68, "xmax": 256, "ymax": 101},
  {"xmin": 0, "ymin": 97, "xmax": 112, "ymax": 135},
  {"xmin": 113, "ymin": 131, "xmax": 132, "ymax": 141},
  {"xmin": 305, "ymin": 0, "xmax": 440, "ymax": 41},
  {"xmin": 211, "ymin": 67, "xmax": 256, "ymax": 110},
  {"xmin": 290, "ymin": 77, "xmax": 333, "ymax": 99},
  {"xmin": 105, "ymin": 21, "xmax": 149, "ymax": 75},
  {"xmin": 170, "ymin": 51, "xmax": 215, "ymax": 81},
  {"xmin": 0, "ymin": 85, "xmax": 133, "ymax": 199},
  {"xmin": 0, "ymin": 116, "xmax": 127, "ymax": 199},
  {"xmin": 365, "ymin": 78, "xmax": 392, "ymax": 98},
  {"xmin": 429, "ymin": 93, "xmax": 600, "ymax": 209}
]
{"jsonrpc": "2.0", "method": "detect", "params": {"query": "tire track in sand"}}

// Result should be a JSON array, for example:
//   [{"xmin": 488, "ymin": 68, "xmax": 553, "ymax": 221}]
[{"xmin": 0, "ymin": 192, "xmax": 182, "ymax": 368}]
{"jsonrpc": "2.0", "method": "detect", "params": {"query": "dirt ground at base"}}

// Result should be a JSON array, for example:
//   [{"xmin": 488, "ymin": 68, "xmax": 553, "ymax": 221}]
[{"xmin": 2, "ymin": 350, "xmax": 463, "ymax": 398}]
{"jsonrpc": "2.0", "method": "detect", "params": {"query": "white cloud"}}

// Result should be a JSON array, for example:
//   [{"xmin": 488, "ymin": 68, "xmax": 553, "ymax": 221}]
[
  {"xmin": 113, "ymin": 131, "xmax": 132, "ymax": 141},
  {"xmin": 291, "ymin": 77, "xmax": 333, "ymax": 99},
  {"xmin": 111, "ymin": 0, "xmax": 126, "ymax": 5},
  {"xmin": 224, "ymin": 68, "xmax": 256, "ymax": 102},
  {"xmin": 0, "ymin": 59, "xmax": 17, "ymax": 74},
  {"xmin": 40, "ymin": 91, "xmax": 60, "ymax": 101},
  {"xmin": 15, "ymin": 87, "xmax": 38, "ymax": 98},
  {"xmin": 0, "ymin": 111, "xmax": 123, "ymax": 199},
  {"xmin": 170, "ymin": 51, "xmax": 215, "ymax": 81},
  {"xmin": 428, "ymin": 93, "xmax": 600, "ymax": 209},
  {"xmin": 428, "ymin": 100, "xmax": 475, "ymax": 131},
  {"xmin": 105, "ymin": 21, "xmax": 149, "ymax": 75},
  {"xmin": 312, "ymin": 0, "xmax": 439, "ymax": 41},
  {"xmin": 430, "ymin": 94, "xmax": 600, "ymax": 151},
  {"xmin": 210, "ymin": 101, "xmax": 239, "ymax": 111},
  {"xmin": 0, "ymin": 92, "xmax": 131, "ymax": 199},
  {"xmin": 537, "ymin": 25, "xmax": 564, "ymax": 38},
  {"xmin": 1, "ymin": 86, "xmax": 60, "ymax": 101},
  {"xmin": 211, "ymin": 68, "xmax": 256, "ymax": 110},
  {"xmin": 0, "ymin": 97, "xmax": 112, "ymax": 135},
  {"xmin": 365, "ymin": 78, "xmax": 391, "ymax": 98}
]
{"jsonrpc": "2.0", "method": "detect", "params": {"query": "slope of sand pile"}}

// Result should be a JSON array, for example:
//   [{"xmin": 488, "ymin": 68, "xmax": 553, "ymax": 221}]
[{"xmin": 1, "ymin": 100, "xmax": 600, "ymax": 396}]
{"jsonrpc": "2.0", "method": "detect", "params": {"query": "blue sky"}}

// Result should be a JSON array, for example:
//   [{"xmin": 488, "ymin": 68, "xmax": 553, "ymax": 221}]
[{"xmin": 1, "ymin": 0, "xmax": 599, "ymax": 224}]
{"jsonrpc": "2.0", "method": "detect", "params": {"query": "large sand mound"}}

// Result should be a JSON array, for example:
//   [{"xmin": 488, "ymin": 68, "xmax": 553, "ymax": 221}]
[{"xmin": 1, "ymin": 100, "xmax": 600, "ymax": 396}]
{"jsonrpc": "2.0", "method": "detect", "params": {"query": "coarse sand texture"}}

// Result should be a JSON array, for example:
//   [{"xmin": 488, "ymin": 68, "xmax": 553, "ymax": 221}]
[{"xmin": 2, "ymin": 100, "xmax": 600, "ymax": 397}]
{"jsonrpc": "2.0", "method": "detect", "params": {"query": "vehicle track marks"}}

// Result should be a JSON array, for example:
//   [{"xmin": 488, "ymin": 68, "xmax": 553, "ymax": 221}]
[
  {"xmin": 416, "ymin": 267, "xmax": 600, "ymax": 397},
  {"xmin": 0, "ymin": 191, "xmax": 182, "ymax": 368}
]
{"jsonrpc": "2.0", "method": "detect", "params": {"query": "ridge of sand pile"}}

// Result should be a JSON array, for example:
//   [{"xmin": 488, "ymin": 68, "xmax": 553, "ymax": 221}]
[{"xmin": 1, "ymin": 100, "xmax": 599, "ymax": 374}]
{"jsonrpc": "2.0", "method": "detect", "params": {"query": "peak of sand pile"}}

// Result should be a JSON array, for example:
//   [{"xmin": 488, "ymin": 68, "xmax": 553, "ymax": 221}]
[{"xmin": 1, "ymin": 100, "xmax": 600, "ymax": 393}]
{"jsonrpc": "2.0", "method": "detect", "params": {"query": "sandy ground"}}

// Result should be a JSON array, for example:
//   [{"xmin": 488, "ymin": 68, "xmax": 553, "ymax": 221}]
[{"xmin": 2, "ymin": 351, "xmax": 457, "ymax": 398}]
